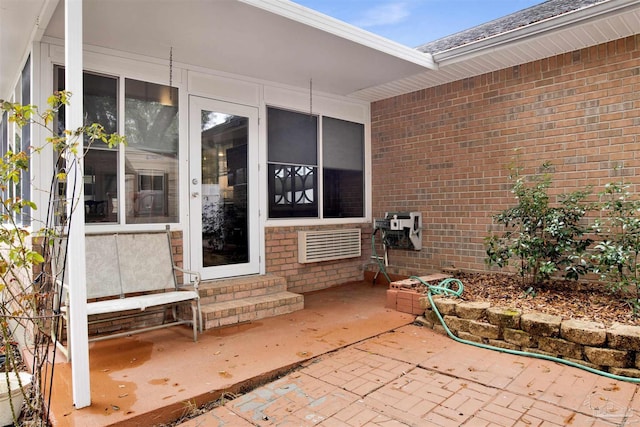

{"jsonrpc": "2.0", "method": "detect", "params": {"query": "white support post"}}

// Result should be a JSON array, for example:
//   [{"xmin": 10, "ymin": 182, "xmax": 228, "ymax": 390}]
[{"xmin": 65, "ymin": 0, "xmax": 91, "ymax": 409}]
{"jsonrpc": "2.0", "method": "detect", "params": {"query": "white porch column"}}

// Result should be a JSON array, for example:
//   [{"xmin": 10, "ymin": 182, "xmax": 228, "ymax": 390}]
[{"xmin": 65, "ymin": 0, "xmax": 91, "ymax": 409}]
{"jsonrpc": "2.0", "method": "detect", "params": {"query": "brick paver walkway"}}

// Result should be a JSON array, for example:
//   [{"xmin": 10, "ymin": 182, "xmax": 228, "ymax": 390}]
[{"xmin": 181, "ymin": 325, "xmax": 640, "ymax": 426}]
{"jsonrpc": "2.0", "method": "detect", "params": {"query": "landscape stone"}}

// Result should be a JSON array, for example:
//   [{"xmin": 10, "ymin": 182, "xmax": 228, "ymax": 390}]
[
  {"xmin": 607, "ymin": 324, "xmax": 640, "ymax": 351},
  {"xmin": 584, "ymin": 347, "xmax": 630, "ymax": 368},
  {"xmin": 418, "ymin": 296, "xmax": 431, "ymax": 310},
  {"xmin": 444, "ymin": 315, "xmax": 470, "ymax": 333},
  {"xmin": 538, "ymin": 337, "xmax": 583, "ymax": 359},
  {"xmin": 457, "ymin": 331, "xmax": 483, "ymax": 343},
  {"xmin": 504, "ymin": 328, "xmax": 535, "ymax": 348},
  {"xmin": 414, "ymin": 316, "xmax": 433, "ymax": 328},
  {"xmin": 487, "ymin": 339, "xmax": 520, "ymax": 351},
  {"xmin": 432, "ymin": 324, "xmax": 447, "ymax": 336},
  {"xmin": 432, "ymin": 296, "xmax": 459, "ymax": 315},
  {"xmin": 455, "ymin": 301, "xmax": 490, "ymax": 320},
  {"xmin": 521, "ymin": 313, "xmax": 561, "ymax": 337},
  {"xmin": 564, "ymin": 357, "xmax": 602, "ymax": 371},
  {"xmin": 524, "ymin": 347, "xmax": 556, "ymax": 358},
  {"xmin": 486, "ymin": 306, "xmax": 521, "ymax": 329},
  {"xmin": 413, "ymin": 292, "xmax": 640, "ymax": 371},
  {"xmin": 425, "ymin": 309, "xmax": 441, "ymax": 326},
  {"xmin": 609, "ymin": 367, "xmax": 640, "ymax": 379},
  {"xmin": 469, "ymin": 320, "xmax": 501, "ymax": 339},
  {"xmin": 560, "ymin": 319, "xmax": 606, "ymax": 346}
]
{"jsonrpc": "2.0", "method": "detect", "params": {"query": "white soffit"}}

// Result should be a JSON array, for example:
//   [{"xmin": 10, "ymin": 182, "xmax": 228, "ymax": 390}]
[
  {"xmin": 352, "ymin": 0, "xmax": 640, "ymax": 102},
  {"xmin": 0, "ymin": 0, "xmax": 58, "ymax": 98},
  {"xmin": 40, "ymin": 0, "xmax": 436, "ymax": 98},
  {"xmin": 239, "ymin": 0, "xmax": 437, "ymax": 70}
]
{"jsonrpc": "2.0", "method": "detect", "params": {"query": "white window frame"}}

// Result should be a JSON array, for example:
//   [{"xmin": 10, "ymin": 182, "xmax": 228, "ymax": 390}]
[
  {"xmin": 263, "ymin": 86, "xmax": 371, "ymax": 227},
  {"xmin": 47, "ymin": 44, "xmax": 187, "ymax": 233}
]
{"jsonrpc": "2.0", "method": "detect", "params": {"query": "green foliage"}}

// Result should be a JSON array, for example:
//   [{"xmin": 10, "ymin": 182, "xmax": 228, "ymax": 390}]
[
  {"xmin": 485, "ymin": 162, "xmax": 593, "ymax": 287},
  {"xmin": 591, "ymin": 180, "xmax": 640, "ymax": 314},
  {"xmin": 0, "ymin": 91, "xmax": 125, "ymax": 425}
]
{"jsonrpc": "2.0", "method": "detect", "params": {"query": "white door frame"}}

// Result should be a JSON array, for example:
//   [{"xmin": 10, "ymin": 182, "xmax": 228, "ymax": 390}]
[{"xmin": 188, "ymin": 96, "xmax": 260, "ymax": 280}]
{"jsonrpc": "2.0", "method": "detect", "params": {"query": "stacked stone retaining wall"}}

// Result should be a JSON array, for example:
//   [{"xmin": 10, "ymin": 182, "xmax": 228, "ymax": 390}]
[{"xmin": 416, "ymin": 295, "xmax": 640, "ymax": 378}]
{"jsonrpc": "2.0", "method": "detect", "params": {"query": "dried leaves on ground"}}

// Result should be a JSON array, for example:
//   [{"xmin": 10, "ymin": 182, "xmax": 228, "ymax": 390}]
[{"xmin": 446, "ymin": 272, "xmax": 639, "ymax": 327}]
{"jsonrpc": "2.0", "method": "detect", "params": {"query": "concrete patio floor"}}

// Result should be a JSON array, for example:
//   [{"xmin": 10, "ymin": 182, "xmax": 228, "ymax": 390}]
[
  {"xmin": 181, "ymin": 325, "xmax": 640, "ymax": 427},
  {"xmin": 47, "ymin": 279, "xmax": 640, "ymax": 426},
  {"xmin": 47, "ymin": 280, "xmax": 415, "ymax": 427}
]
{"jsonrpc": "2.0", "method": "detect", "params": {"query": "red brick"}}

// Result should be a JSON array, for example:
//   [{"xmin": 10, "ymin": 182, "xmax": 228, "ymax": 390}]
[
  {"xmin": 385, "ymin": 289, "xmax": 398, "ymax": 310},
  {"xmin": 370, "ymin": 35, "xmax": 640, "ymax": 275}
]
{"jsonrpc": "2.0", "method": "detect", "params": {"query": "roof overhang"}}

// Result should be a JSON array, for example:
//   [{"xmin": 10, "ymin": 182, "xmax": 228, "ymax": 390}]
[
  {"xmin": 433, "ymin": 0, "xmax": 640, "ymax": 65},
  {"xmin": 0, "ymin": 0, "xmax": 436, "ymax": 101},
  {"xmin": 0, "ymin": 0, "xmax": 58, "ymax": 100},
  {"xmin": 3, "ymin": 0, "xmax": 639, "ymax": 104},
  {"xmin": 353, "ymin": 0, "xmax": 640, "ymax": 101}
]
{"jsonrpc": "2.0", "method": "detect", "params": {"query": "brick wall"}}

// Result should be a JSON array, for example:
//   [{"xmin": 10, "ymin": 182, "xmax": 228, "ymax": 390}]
[
  {"xmin": 371, "ymin": 35, "xmax": 640, "ymax": 274},
  {"xmin": 265, "ymin": 223, "xmax": 373, "ymax": 293},
  {"xmin": 169, "ymin": 229, "xmax": 184, "ymax": 283}
]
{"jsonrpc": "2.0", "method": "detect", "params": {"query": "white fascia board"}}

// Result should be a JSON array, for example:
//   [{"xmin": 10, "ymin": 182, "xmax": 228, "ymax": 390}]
[
  {"xmin": 237, "ymin": 0, "xmax": 438, "ymax": 70},
  {"xmin": 434, "ymin": 0, "xmax": 640, "ymax": 65},
  {"xmin": 0, "ymin": 0, "xmax": 58, "ymax": 99},
  {"xmin": 32, "ymin": 0, "xmax": 60, "ymax": 42}
]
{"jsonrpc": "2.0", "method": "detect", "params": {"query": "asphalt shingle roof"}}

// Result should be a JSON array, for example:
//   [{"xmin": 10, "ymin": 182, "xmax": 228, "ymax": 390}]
[{"xmin": 416, "ymin": 0, "xmax": 609, "ymax": 54}]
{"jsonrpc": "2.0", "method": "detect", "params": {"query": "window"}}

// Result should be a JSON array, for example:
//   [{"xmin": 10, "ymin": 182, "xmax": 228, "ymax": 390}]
[
  {"xmin": 322, "ymin": 117, "xmax": 364, "ymax": 218},
  {"xmin": 267, "ymin": 108, "xmax": 318, "ymax": 218},
  {"xmin": 267, "ymin": 107, "xmax": 364, "ymax": 219},
  {"xmin": 55, "ymin": 68, "xmax": 179, "ymax": 225},
  {"xmin": 124, "ymin": 78, "xmax": 178, "ymax": 223},
  {"xmin": 20, "ymin": 56, "xmax": 31, "ymax": 225},
  {"xmin": 1, "ymin": 56, "xmax": 31, "ymax": 226}
]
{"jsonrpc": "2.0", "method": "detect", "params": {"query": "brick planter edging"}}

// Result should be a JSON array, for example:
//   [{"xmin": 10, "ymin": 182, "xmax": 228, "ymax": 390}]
[
  {"xmin": 385, "ymin": 274, "xmax": 453, "ymax": 315},
  {"xmin": 416, "ymin": 295, "xmax": 640, "ymax": 377}
]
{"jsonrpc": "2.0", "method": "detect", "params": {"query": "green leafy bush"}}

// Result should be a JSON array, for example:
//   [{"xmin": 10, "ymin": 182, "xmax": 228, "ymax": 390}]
[
  {"xmin": 591, "ymin": 180, "xmax": 640, "ymax": 314},
  {"xmin": 485, "ymin": 162, "xmax": 593, "ymax": 287}
]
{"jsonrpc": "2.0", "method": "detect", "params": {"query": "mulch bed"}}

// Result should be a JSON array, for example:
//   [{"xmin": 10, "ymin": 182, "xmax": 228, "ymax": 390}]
[{"xmin": 448, "ymin": 272, "xmax": 640, "ymax": 327}]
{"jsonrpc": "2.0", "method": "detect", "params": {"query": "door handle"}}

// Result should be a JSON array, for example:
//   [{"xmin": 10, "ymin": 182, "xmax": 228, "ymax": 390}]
[{"xmin": 191, "ymin": 192, "xmax": 199, "ymax": 198}]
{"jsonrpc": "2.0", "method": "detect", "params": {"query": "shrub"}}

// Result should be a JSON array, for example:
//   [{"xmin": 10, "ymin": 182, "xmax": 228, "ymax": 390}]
[
  {"xmin": 591, "ymin": 180, "xmax": 640, "ymax": 315},
  {"xmin": 485, "ymin": 162, "xmax": 593, "ymax": 287},
  {"xmin": 0, "ymin": 92, "xmax": 124, "ymax": 425}
]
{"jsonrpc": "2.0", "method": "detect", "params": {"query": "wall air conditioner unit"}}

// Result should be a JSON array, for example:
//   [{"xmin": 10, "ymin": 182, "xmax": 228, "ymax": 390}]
[{"xmin": 298, "ymin": 229, "xmax": 361, "ymax": 263}]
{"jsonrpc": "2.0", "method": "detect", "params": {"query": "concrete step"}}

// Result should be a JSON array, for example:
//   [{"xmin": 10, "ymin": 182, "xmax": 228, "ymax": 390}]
[
  {"xmin": 201, "ymin": 291, "xmax": 304, "ymax": 330},
  {"xmin": 199, "ymin": 274, "xmax": 288, "ymax": 305}
]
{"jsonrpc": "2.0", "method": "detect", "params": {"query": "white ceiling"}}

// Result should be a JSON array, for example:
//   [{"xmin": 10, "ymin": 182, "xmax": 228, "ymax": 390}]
[
  {"xmin": 0, "ymin": 0, "xmax": 51, "ymax": 99},
  {"xmin": 1, "ymin": 0, "xmax": 640, "ymax": 103},
  {"xmin": 0, "ymin": 0, "xmax": 435, "ymax": 100}
]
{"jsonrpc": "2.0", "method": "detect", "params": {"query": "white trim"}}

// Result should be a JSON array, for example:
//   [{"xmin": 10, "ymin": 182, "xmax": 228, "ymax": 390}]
[
  {"xmin": 434, "ymin": 0, "xmax": 640, "ymax": 64},
  {"xmin": 30, "ymin": 0, "xmax": 59, "ymax": 44},
  {"xmin": 48, "ymin": 43, "xmax": 183, "ymax": 87},
  {"xmin": 31, "ymin": 41, "xmax": 60, "ymax": 234},
  {"xmin": 188, "ymin": 96, "xmax": 261, "ymax": 279},
  {"xmin": 43, "ymin": 41, "xmax": 373, "ymax": 229},
  {"xmin": 39, "ymin": 38, "xmax": 373, "ymax": 269},
  {"xmin": 64, "ymin": 0, "xmax": 91, "ymax": 409},
  {"xmin": 44, "ymin": 37, "xmax": 372, "ymax": 112},
  {"xmin": 238, "ymin": 0, "xmax": 437, "ymax": 70},
  {"xmin": 178, "ymin": 67, "xmax": 191, "ymax": 274}
]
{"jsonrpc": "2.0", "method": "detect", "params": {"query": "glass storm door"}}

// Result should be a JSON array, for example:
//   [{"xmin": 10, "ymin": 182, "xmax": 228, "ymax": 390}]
[{"xmin": 189, "ymin": 97, "xmax": 259, "ymax": 279}]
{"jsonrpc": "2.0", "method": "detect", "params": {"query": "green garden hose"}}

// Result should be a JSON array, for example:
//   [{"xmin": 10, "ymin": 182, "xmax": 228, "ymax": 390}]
[
  {"xmin": 413, "ymin": 276, "xmax": 640, "ymax": 384},
  {"xmin": 371, "ymin": 231, "xmax": 392, "ymax": 284}
]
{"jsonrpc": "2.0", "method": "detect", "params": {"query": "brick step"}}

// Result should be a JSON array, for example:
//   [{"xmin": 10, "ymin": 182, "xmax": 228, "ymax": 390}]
[
  {"xmin": 201, "ymin": 291, "xmax": 304, "ymax": 330},
  {"xmin": 198, "ymin": 274, "xmax": 288, "ymax": 305}
]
